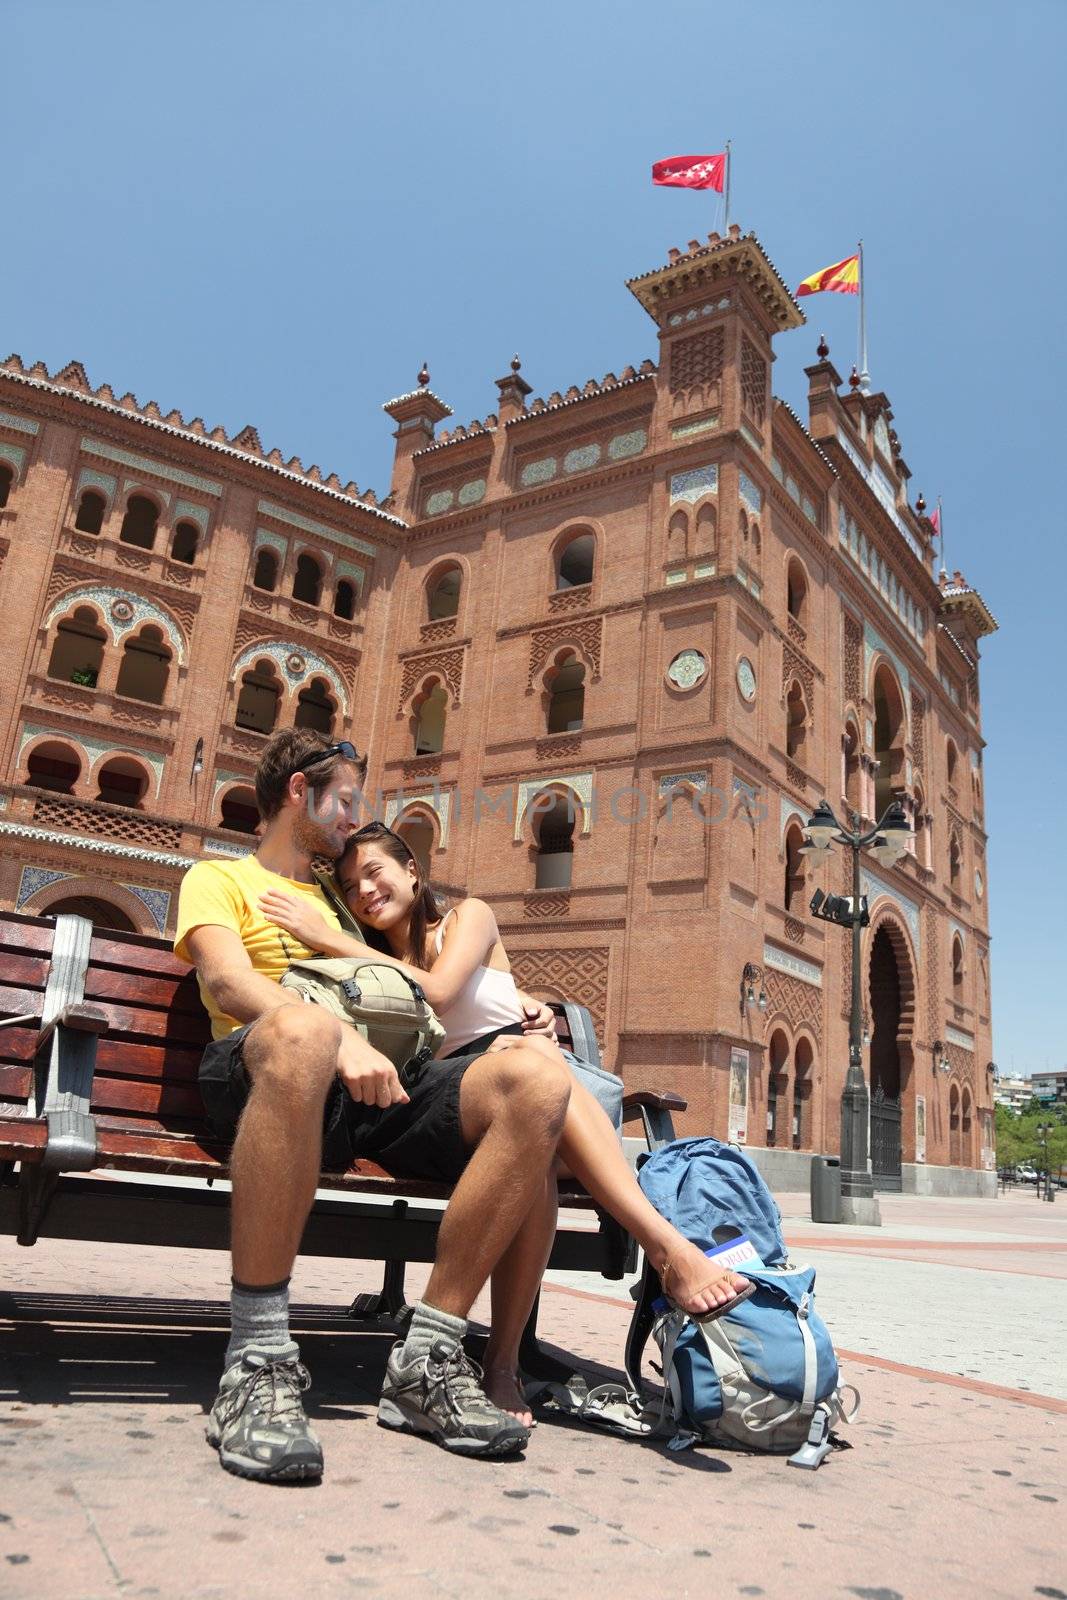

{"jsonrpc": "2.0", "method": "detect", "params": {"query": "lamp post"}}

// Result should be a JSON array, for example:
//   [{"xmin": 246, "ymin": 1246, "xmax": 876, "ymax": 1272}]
[
  {"xmin": 1037, "ymin": 1121, "xmax": 1054, "ymax": 1203},
  {"xmin": 802, "ymin": 797, "xmax": 912, "ymax": 1212}
]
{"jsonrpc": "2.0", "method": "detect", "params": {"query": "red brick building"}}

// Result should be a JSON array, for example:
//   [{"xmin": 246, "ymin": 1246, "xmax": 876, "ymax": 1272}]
[{"xmin": 0, "ymin": 226, "xmax": 997, "ymax": 1193}]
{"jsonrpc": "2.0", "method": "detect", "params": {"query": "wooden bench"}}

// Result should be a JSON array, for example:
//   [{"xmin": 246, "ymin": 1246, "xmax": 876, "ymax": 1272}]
[{"xmin": 0, "ymin": 910, "xmax": 684, "ymax": 1377}]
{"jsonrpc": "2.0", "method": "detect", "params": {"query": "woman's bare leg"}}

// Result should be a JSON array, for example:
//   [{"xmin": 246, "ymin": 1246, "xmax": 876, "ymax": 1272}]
[{"xmin": 557, "ymin": 1082, "xmax": 748, "ymax": 1315}]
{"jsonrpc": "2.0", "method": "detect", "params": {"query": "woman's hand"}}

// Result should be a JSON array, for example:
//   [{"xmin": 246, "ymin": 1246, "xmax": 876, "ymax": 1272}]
[{"xmin": 258, "ymin": 889, "xmax": 333, "ymax": 951}]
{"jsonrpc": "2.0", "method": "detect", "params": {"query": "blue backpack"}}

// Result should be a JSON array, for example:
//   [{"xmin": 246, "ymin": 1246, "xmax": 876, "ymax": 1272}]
[{"xmin": 581, "ymin": 1138, "xmax": 858, "ymax": 1468}]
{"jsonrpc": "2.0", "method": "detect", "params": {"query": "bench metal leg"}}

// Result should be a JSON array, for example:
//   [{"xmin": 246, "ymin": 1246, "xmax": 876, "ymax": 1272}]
[
  {"xmin": 624, "ymin": 1255, "xmax": 661, "ymax": 1395},
  {"xmin": 16, "ymin": 1164, "xmax": 58, "ymax": 1248},
  {"xmin": 348, "ymin": 1258, "xmax": 412, "ymax": 1334}
]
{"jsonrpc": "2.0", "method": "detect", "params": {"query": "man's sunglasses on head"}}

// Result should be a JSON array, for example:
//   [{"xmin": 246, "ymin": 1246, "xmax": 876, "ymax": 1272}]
[{"xmin": 289, "ymin": 740, "xmax": 362, "ymax": 777}]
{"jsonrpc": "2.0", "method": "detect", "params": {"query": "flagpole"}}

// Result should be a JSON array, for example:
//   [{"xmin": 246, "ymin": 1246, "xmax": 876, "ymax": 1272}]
[
  {"xmin": 938, "ymin": 496, "xmax": 946, "ymax": 577},
  {"xmin": 858, "ymin": 238, "xmax": 870, "ymax": 393},
  {"xmin": 724, "ymin": 140, "xmax": 732, "ymax": 232}
]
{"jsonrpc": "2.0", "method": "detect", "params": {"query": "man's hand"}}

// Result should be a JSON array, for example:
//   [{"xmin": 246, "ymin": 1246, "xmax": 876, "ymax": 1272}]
[
  {"xmin": 336, "ymin": 1027, "xmax": 409, "ymax": 1108},
  {"xmin": 516, "ymin": 992, "xmax": 558, "ymax": 1040}
]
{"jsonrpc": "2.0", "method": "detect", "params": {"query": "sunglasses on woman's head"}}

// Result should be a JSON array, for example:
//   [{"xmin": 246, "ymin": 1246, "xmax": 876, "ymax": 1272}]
[{"xmin": 289, "ymin": 740, "xmax": 362, "ymax": 776}]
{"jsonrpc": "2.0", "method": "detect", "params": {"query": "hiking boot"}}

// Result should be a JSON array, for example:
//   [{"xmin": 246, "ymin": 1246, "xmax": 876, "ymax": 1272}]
[
  {"xmin": 206, "ymin": 1341, "xmax": 323, "ymax": 1482},
  {"xmin": 377, "ymin": 1336, "xmax": 530, "ymax": 1457}
]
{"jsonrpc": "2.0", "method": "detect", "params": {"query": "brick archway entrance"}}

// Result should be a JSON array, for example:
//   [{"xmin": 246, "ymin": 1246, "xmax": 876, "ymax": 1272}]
[{"xmin": 869, "ymin": 923, "xmax": 904, "ymax": 1190}]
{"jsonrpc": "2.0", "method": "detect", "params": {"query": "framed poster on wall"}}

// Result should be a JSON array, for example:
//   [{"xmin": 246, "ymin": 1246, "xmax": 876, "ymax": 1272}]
[
  {"xmin": 729, "ymin": 1047, "xmax": 749, "ymax": 1144},
  {"xmin": 915, "ymin": 1094, "xmax": 926, "ymax": 1163}
]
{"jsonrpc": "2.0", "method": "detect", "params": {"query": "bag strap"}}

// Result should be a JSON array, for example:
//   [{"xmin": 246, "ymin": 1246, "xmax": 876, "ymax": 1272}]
[{"xmin": 313, "ymin": 867, "xmax": 366, "ymax": 938}]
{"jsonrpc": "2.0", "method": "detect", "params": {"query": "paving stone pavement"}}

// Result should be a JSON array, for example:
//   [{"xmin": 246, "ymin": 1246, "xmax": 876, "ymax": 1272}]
[{"xmin": 1, "ymin": 1187, "xmax": 1065, "ymax": 1600}]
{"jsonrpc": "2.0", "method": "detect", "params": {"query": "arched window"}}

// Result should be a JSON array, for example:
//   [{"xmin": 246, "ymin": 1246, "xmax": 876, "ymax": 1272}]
[
  {"xmin": 844, "ymin": 722, "xmax": 862, "ymax": 820},
  {"xmin": 119, "ymin": 494, "xmax": 159, "ymax": 550},
  {"xmin": 751, "ymin": 520, "xmax": 762, "ymax": 555},
  {"xmin": 333, "ymin": 579, "xmax": 356, "ymax": 621},
  {"xmin": 960, "ymin": 1088, "xmax": 973, "ymax": 1166},
  {"xmin": 952, "ymin": 934, "xmax": 965, "ymax": 998},
  {"xmin": 236, "ymin": 659, "xmax": 282, "ymax": 734},
  {"xmin": 555, "ymin": 532, "xmax": 594, "ymax": 591},
  {"xmin": 946, "ymin": 738, "xmax": 959, "ymax": 788},
  {"xmin": 873, "ymin": 665, "xmax": 905, "ymax": 815},
  {"xmin": 413, "ymin": 681, "xmax": 447, "ymax": 755},
  {"xmin": 115, "ymin": 624, "xmax": 171, "ymax": 705},
  {"xmin": 74, "ymin": 488, "xmax": 106, "ymax": 534},
  {"xmin": 667, "ymin": 510, "xmax": 688, "ymax": 561},
  {"xmin": 949, "ymin": 828, "xmax": 963, "ymax": 888},
  {"xmin": 784, "ymin": 823, "xmax": 805, "ymax": 911},
  {"xmin": 785, "ymin": 680, "xmax": 806, "ymax": 760},
  {"xmin": 427, "ymin": 565, "xmax": 461, "ymax": 621},
  {"xmin": 95, "ymin": 757, "xmax": 149, "ymax": 809},
  {"xmin": 949, "ymin": 1084, "xmax": 961, "ymax": 1167},
  {"xmin": 293, "ymin": 553, "xmax": 322, "ymax": 606},
  {"xmin": 767, "ymin": 1030, "xmax": 790, "ymax": 1149},
  {"xmin": 220, "ymin": 786, "xmax": 260, "ymax": 836},
  {"xmin": 534, "ymin": 791, "xmax": 576, "ymax": 890},
  {"xmin": 793, "ymin": 1037, "xmax": 814, "ymax": 1150},
  {"xmin": 47, "ymin": 606, "xmax": 106, "ymax": 687},
  {"xmin": 546, "ymin": 653, "xmax": 585, "ymax": 734},
  {"xmin": 695, "ymin": 502, "xmax": 717, "ymax": 556},
  {"xmin": 395, "ymin": 810, "xmax": 436, "ymax": 877},
  {"xmin": 787, "ymin": 559, "xmax": 807, "ymax": 624},
  {"xmin": 913, "ymin": 783, "xmax": 930, "ymax": 868},
  {"xmin": 0, "ymin": 464, "xmax": 12, "ymax": 509},
  {"xmin": 738, "ymin": 510, "xmax": 749, "ymax": 545},
  {"xmin": 252, "ymin": 548, "xmax": 279, "ymax": 592},
  {"xmin": 170, "ymin": 521, "xmax": 199, "ymax": 564},
  {"xmin": 294, "ymin": 676, "xmax": 336, "ymax": 735},
  {"xmin": 26, "ymin": 740, "xmax": 81, "ymax": 796}
]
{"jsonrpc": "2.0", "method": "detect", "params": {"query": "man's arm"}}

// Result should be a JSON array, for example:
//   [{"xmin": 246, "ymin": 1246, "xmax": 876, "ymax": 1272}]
[{"xmin": 184, "ymin": 924, "xmax": 302, "ymax": 1026}]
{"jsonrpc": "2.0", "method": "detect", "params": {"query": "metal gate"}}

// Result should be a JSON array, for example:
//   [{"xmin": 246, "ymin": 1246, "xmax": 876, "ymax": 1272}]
[{"xmin": 871, "ymin": 1085, "xmax": 902, "ymax": 1191}]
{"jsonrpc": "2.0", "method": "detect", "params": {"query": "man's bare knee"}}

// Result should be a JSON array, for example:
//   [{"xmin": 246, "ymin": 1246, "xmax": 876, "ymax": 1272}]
[
  {"xmin": 491, "ymin": 1043, "xmax": 571, "ymax": 1124},
  {"xmin": 244, "ymin": 1005, "xmax": 340, "ymax": 1098}
]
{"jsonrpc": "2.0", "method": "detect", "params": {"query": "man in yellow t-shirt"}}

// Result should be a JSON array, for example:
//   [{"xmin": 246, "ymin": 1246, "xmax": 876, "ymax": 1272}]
[{"xmin": 176, "ymin": 727, "xmax": 570, "ymax": 1481}]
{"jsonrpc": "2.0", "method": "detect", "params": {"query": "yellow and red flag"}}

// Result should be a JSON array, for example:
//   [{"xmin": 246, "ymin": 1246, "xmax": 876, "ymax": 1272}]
[
  {"xmin": 795, "ymin": 254, "xmax": 860, "ymax": 297},
  {"xmin": 652, "ymin": 153, "xmax": 726, "ymax": 192}
]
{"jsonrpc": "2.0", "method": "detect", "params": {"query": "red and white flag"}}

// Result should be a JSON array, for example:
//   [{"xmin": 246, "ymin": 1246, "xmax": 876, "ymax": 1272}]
[
  {"xmin": 652, "ymin": 153, "xmax": 726, "ymax": 192},
  {"xmin": 929, "ymin": 505, "xmax": 941, "ymax": 535}
]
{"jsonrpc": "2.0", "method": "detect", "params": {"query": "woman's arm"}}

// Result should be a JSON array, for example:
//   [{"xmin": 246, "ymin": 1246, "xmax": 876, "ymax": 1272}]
[{"xmin": 258, "ymin": 889, "xmax": 378, "ymax": 960}]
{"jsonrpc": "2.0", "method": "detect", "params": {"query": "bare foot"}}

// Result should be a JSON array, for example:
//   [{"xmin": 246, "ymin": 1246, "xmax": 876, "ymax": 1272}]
[
  {"xmin": 661, "ymin": 1239, "xmax": 749, "ymax": 1317},
  {"xmin": 483, "ymin": 1367, "xmax": 535, "ymax": 1428}
]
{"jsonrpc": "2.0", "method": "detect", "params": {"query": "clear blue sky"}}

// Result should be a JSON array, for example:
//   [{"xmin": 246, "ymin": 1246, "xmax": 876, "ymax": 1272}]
[{"xmin": 6, "ymin": 1, "xmax": 1063, "ymax": 1074}]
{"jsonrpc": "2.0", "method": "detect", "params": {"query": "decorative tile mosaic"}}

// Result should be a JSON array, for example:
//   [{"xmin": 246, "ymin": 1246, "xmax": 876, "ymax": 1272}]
[
  {"xmin": 780, "ymin": 795, "xmax": 808, "ymax": 838},
  {"xmin": 44, "ymin": 584, "xmax": 186, "ymax": 663},
  {"xmin": 76, "ymin": 468, "xmax": 117, "ymax": 503},
  {"xmin": 258, "ymin": 500, "xmax": 376, "ymax": 558},
  {"xmin": 16, "ymin": 866, "xmax": 73, "ymax": 909},
  {"xmin": 334, "ymin": 559, "xmax": 365, "ymax": 591},
  {"xmin": 520, "ymin": 457, "xmax": 557, "ymax": 487},
  {"xmin": 83, "ymin": 438, "xmax": 223, "ymax": 497},
  {"xmin": 385, "ymin": 788, "xmax": 453, "ymax": 850},
  {"xmin": 950, "ymin": 918, "xmax": 968, "ymax": 951},
  {"xmin": 740, "ymin": 425, "xmax": 763, "ymax": 454},
  {"xmin": 786, "ymin": 475, "xmax": 800, "ymax": 504},
  {"xmin": 457, "ymin": 478, "xmax": 486, "ymax": 506},
  {"xmin": 174, "ymin": 498, "xmax": 210, "ymax": 532},
  {"xmin": 232, "ymin": 641, "xmax": 348, "ymax": 712},
  {"xmin": 608, "ymin": 428, "xmax": 647, "ymax": 460},
  {"xmin": 669, "ymin": 464, "xmax": 717, "ymax": 504},
  {"xmin": 123, "ymin": 883, "xmax": 171, "ymax": 933},
  {"xmin": 863, "ymin": 621, "xmax": 910, "ymax": 709},
  {"xmin": 861, "ymin": 865, "xmax": 921, "ymax": 953},
  {"xmin": 203, "ymin": 836, "xmax": 254, "ymax": 857},
  {"xmin": 0, "ymin": 409, "xmax": 39, "ymax": 435},
  {"xmin": 122, "ymin": 477, "xmax": 171, "ymax": 510},
  {"xmin": 670, "ymin": 416, "xmax": 719, "ymax": 440},
  {"xmin": 763, "ymin": 941, "xmax": 822, "ymax": 987},
  {"xmin": 738, "ymin": 471, "xmax": 762, "ymax": 514},
  {"xmin": 659, "ymin": 770, "xmax": 707, "ymax": 796},
  {"xmin": 802, "ymin": 495, "xmax": 818, "ymax": 525},
  {"xmin": 665, "ymin": 570, "xmax": 687, "ymax": 586},
  {"xmin": 564, "ymin": 444, "xmax": 601, "ymax": 474},
  {"xmin": 693, "ymin": 561, "xmax": 716, "ymax": 579},
  {"xmin": 425, "ymin": 488, "xmax": 454, "ymax": 516},
  {"xmin": 515, "ymin": 772, "xmax": 593, "ymax": 840},
  {"xmin": 0, "ymin": 442, "xmax": 26, "ymax": 475},
  {"xmin": 212, "ymin": 770, "xmax": 248, "ymax": 804},
  {"xmin": 667, "ymin": 649, "xmax": 707, "ymax": 690},
  {"xmin": 254, "ymin": 528, "xmax": 288, "ymax": 558},
  {"xmin": 0, "ymin": 818, "xmax": 191, "ymax": 868}
]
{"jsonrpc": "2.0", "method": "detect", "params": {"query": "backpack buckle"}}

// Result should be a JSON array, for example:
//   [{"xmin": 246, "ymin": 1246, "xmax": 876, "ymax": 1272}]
[{"xmin": 340, "ymin": 979, "xmax": 363, "ymax": 1005}]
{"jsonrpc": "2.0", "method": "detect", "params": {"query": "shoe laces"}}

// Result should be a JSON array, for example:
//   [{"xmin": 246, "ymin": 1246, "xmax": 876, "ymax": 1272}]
[
  {"xmin": 428, "ymin": 1341, "xmax": 491, "ymax": 1418},
  {"xmin": 220, "ymin": 1355, "xmax": 311, "ymax": 1432}
]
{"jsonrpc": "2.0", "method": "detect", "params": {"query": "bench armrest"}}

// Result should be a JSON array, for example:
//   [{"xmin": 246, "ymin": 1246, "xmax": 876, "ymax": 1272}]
[
  {"xmin": 622, "ymin": 1089, "xmax": 687, "ymax": 1150},
  {"xmin": 35, "ymin": 1003, "xmax": 109, "ymax": 1058},
  {"xmin": 34, "ymin": 1004, "xmax": 107, "ymax": 1176}
]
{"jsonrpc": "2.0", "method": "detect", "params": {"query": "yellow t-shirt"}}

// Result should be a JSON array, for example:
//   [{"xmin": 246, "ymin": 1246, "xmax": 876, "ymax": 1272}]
[{"xmin": 174, "ymin": 853, "xmax": 345, "ymax": 1039}]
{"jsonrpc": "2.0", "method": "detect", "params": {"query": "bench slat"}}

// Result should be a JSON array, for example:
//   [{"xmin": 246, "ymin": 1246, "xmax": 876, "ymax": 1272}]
[
  {"xmin": 89, "ymin": 933, "xmax": 191, "ymax": 977},
  {"xmin": 0, "ymin": 922, "xmax": 57, "ymax": 958},
  {"xmin": 83, "ymin": 967, "xmax": 204, "ymax": 1015}
]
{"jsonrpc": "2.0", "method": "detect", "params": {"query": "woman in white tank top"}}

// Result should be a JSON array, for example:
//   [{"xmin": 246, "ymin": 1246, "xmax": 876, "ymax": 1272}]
[{"xmin": 259, "ymin": 821, "xmax": 749, "ymax": 1422}]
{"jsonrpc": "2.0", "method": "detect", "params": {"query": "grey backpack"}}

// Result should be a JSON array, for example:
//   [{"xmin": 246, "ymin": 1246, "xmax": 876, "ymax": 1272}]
[{"xmin": 280, "ymin": 954, "xmax": 445, "ymax": 1068}]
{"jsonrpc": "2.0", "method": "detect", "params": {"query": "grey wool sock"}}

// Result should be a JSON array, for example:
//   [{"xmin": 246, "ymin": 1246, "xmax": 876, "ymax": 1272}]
[
  {"xmin": 400, "ymin": 1300, "xmax": 467, "ymax": 1366},
  {"xmin": 225, "ymin": 1277, "xmax": 292, "ymax": 1371}
]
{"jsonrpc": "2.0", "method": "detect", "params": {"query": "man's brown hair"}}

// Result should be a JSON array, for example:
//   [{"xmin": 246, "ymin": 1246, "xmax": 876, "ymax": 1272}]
[{"xmin": 254, "ymin": 730, "xmax": 368, "ymax": 822}]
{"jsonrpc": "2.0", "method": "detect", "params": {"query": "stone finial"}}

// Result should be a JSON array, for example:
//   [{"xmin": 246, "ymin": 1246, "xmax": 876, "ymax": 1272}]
[
  {"xmin": 916, "ymin": 492, "xmax": 927, "ymax": 515},
  {"xmin": 417, "ymin": 362, "xmax": 430, "ymax": 388},
  {"xmin": 848, "ymin": 365, "xmax": 861, "ymax": 390},
  {"xmin": 817, "ymin": 334, "xmax": 829, "ymax": 359},
  {"xmin": 511, "ymin": 354, "xmax": 521, "ymax": 373}
]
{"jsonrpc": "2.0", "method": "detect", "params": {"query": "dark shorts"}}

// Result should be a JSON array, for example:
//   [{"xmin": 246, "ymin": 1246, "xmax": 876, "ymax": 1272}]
[{"xmin": 198, "ymin": 1023, "xmax": 486, "ymax": 1184}]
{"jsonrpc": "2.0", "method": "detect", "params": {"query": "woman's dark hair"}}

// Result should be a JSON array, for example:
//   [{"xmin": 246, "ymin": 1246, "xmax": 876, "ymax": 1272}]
[{"xmin": 338, "ymin": 821, "xmax": 446, "ymax": 968}]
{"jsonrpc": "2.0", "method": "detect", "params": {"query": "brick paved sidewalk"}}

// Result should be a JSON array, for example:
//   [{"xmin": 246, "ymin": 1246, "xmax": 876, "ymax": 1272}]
[{"xmin": 2, "ymin": 1190, "xmax": 1065, "ymax": 1600}]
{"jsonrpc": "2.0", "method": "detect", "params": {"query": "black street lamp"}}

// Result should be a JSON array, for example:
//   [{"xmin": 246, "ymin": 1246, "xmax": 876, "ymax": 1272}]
[
  {"xmin": 1036, "ymin": 1122, "xmax": 1055, "ymax": 1204},
  {"xmin": 802, "ymin": 797, "xmax": 912, "ymax": 1208}
]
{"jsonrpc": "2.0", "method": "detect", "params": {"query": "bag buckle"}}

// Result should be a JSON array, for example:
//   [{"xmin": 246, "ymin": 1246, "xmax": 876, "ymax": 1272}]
[
  {"xmin": 787, "ymin": 1406, "xmax": 832, "ymax": 1471},
  {"xmin": 340, "ymin": 979, "xmax": 363, "ymax": 1006}
]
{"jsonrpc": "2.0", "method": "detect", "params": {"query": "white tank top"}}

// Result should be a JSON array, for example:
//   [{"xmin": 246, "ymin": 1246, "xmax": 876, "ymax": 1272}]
[{"xmin": 432, "ymin": 909, "xmax": 524, "ymax": 1054}]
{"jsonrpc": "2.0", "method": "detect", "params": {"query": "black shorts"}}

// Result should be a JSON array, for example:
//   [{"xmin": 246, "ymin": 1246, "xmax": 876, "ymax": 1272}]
[{"xmin": 198, "ymin": 1023, "xmax": 485, "ymax": 1183}]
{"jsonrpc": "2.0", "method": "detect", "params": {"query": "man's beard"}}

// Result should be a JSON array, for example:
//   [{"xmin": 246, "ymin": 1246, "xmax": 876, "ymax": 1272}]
[{"xmin": 292, "ymin": 797, "xmax": 345, "ymax": 861}]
